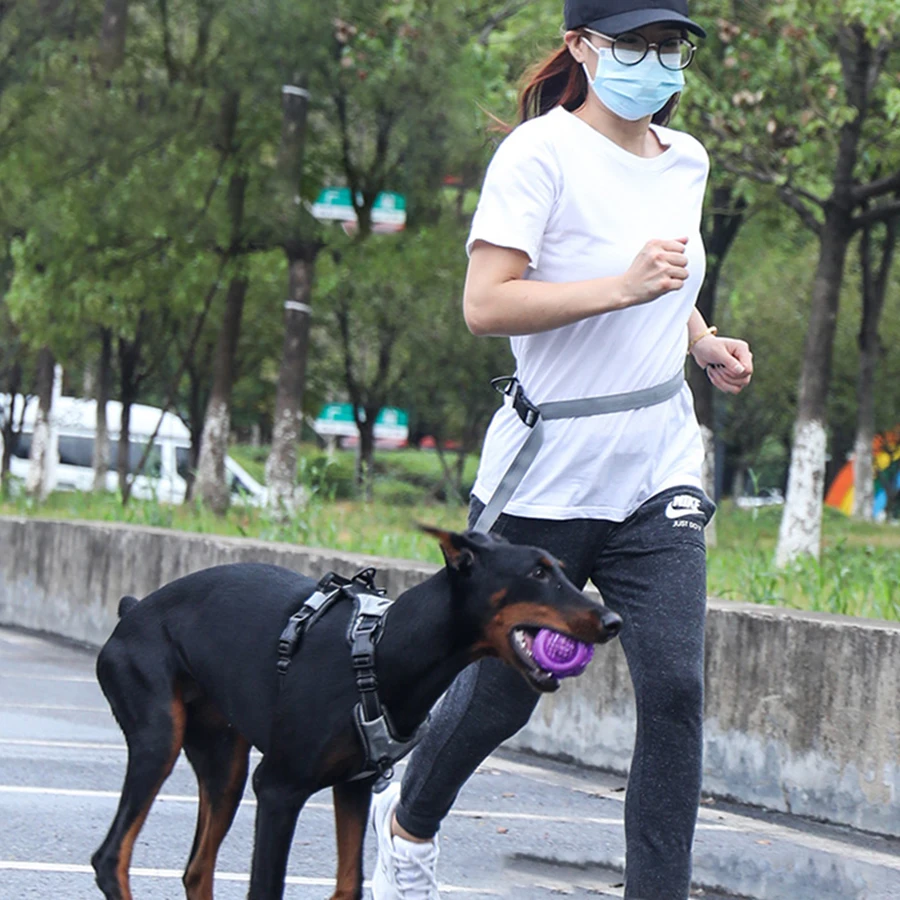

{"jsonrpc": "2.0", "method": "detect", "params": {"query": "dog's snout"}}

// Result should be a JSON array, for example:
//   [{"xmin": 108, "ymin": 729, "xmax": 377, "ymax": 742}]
[{"xmin": 600, "ymin": 609, "xmax": 622, "ymax": 641}]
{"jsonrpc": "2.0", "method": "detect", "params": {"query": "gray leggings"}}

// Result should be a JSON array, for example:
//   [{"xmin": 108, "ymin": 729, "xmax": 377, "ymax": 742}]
[{"xmin": 396, "ymin": 486, "xmax": 715, "ymax": 900}]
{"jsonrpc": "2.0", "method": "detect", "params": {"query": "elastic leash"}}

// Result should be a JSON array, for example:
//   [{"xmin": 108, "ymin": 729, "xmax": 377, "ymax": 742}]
[
  {"xmin": 473, "ymin": 371, "xmax": 685, "ymax": 533},
  {"xmin": 276, "ymin": 567, "xmax": 429, "ymax": 789}
]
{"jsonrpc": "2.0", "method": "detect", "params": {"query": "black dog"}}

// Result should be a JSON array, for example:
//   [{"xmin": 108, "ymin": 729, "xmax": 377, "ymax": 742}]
[{"xmin": 92, "ymin": 528, "xmax": 621, "ymax": 900}]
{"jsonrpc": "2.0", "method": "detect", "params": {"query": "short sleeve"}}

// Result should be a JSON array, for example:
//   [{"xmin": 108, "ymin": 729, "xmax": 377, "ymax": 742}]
[{"xmin": 466, "ymin": 126, "xmax": 559, "ymax": 268}]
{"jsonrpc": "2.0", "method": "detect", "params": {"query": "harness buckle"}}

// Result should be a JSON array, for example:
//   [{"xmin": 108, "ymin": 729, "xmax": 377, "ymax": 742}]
[
  {"xmin": 352, "ymin": 651, "xmax": 375, "ymax": 670},
  {"xmin": 491, "ymin": 376, "xmax": 540, "ymax": 428},
  {"xmin": 356, "ymin": 672, "xmax": 378, "ymax": 692}
]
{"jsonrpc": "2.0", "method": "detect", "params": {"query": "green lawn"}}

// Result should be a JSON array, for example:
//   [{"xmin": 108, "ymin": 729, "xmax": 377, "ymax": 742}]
[{"xmin": 2, "ymin": 445, "xmax": 898, "ymax": 622}]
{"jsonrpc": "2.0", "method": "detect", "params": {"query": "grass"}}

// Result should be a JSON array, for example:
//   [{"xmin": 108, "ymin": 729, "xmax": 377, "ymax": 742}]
[
  {"xmin": 707, "ymin": 503, "xmax": 900, "ymax": 622},
  {"xmin": 2, "ymin": 445, "xmax": 899, "ymax": 622}
]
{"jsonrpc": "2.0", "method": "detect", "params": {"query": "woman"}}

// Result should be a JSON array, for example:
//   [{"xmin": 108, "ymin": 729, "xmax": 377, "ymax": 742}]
[{"xmin": 372, "ymin": 2, "xmax": 753, "ymax": 898}]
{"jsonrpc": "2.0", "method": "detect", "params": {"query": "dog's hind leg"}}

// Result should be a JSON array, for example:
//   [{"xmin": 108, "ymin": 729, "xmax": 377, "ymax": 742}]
[
  {"xmin": 247, "ymin": 759, "xmax": 308, "ymax": 900},
  {"xmin": 330, "ymin": 778, "xmax": 374, "ymax": 900},
  {"xmin": 181, "ymin": 712, "xmax": 250, "ymax": 900},
  {"xmin": 91, "ymin": 671, "xmax": 187, "ymax": 900}
]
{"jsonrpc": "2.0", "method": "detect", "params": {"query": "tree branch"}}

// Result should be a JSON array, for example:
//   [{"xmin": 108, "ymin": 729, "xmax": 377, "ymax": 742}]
[
  {"xmin": 854, "ymin": 198, "xmax": 900, "ymax": 230},
  {"xmin": 853, "ymin": 169, "xmax": 900, "ymax": 203}
]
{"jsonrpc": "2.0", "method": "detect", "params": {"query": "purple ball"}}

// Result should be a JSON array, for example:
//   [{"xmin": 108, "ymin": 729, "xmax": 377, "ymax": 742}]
[{"xmin": 532, "ymin": 629, "xmax": 594, "ymax": 678}]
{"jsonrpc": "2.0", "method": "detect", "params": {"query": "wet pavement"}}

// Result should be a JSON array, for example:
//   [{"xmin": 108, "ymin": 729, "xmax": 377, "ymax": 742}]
[{"xmin": 1, "ymin": 625, "xmax": 898, "ymax": 899}]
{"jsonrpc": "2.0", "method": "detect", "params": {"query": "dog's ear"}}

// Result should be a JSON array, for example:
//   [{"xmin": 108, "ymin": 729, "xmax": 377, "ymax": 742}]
[{"xmin": 419, "ymin": 525, "xmax": 476, "ymax": 575}]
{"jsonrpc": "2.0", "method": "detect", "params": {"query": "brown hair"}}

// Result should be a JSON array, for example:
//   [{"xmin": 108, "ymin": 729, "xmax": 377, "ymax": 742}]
[{"xmin": 517, "ymin": 38, "xmax": 680, "ymax": 128}]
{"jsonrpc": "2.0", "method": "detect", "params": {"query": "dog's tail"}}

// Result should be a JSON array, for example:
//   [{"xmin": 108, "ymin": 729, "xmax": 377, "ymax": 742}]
[{"xmin": 117, "ymin": 595, "xmax": 140, "ymax": 618}]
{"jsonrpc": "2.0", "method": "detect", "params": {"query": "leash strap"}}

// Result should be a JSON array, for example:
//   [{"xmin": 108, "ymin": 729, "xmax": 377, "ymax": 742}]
[{"xmin": 473, "ymin": 371, "xmax": 685, "ymax": 534}]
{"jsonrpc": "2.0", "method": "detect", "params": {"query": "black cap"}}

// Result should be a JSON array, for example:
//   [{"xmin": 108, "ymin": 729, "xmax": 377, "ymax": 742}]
[{"xmin": 564, "ymin": 0, "xmax": 706, "ymax": 38}]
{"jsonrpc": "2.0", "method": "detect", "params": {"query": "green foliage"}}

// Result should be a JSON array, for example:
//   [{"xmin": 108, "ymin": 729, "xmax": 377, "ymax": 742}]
[{"xmin": 3, "ymin": 486, "xmax": 898, "ymax": 620}]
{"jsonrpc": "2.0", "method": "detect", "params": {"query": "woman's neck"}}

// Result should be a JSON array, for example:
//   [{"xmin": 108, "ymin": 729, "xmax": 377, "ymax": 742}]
[{"xmin": 572, "ymin": 98, "xmax": 666, "ymax": 158}]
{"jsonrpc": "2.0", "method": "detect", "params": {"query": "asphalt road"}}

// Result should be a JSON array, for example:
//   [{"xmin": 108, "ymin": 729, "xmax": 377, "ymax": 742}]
[{"xmin": 2, "ymin": 624, "xmax": 899, "ymax": 900}]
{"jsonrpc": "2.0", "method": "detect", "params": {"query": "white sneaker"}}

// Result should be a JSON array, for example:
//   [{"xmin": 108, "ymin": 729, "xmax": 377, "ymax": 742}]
[{"xmin": 371, "ymin": 781, "xmax": 440, "ymax": 900}]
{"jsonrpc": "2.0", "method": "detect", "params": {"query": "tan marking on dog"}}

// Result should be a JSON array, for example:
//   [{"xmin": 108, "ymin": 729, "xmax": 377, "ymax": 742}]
[
  {"xmin": 184, "ymin": 735, "xmax": 250, "ymax": 900},
  {"xmin": 332, "ymin": 782, "xmax": 370, "ymax": 900},
  {"xmin": 489, "ymin": 588, "xmax": 508, "ymax": 608},
  {"xmin": 472, "ymin": 604, "xmax": 604, "ymax": 664},
  {"xmin": 117, "ymin": 687, "xmax": 187, "ymax": 899}
]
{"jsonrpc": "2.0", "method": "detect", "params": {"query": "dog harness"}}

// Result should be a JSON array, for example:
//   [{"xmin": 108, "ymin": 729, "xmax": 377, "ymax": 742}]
[
  {"xmin": 276, "ymin": 567, "xmax": 429, "ymax": 789},
  {"xmin": 473, "ymin": 371, "xmax": 685, "ymax": 533}
]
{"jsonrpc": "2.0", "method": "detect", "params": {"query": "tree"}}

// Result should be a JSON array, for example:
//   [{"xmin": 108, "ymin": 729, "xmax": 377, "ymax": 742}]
[
  {"xmin": 851, "ymin": 213, "xmax": 898, "ymax": 519},
  {"xmin": 696, "ymin": 2, "xmax": 900, "ymax": 563}
]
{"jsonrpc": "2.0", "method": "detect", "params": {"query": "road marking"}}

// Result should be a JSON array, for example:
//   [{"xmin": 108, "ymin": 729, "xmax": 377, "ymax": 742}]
[
  {"xmin": 0, "ymin": 702, "xmax": 107, "ymax": 712},
  {"xmin": 0, "ymin": 738, "xmax": 125, "ymax": 750},
  {"xmin": 0, "ymin": 784, "xmax": 624, "ymax": 827},
  {"xmin": 0, "ymin": 860, "xmax": 498, "ymax": 893},
  {"xmin": 0, "ymin": 672, "xmax": 96, "ymax": 683}
]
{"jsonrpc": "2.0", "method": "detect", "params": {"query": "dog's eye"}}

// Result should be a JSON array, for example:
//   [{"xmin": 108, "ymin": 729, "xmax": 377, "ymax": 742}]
[{"xmin": 530, "ymin": 564, "xmax": 549, "ymax": 581}]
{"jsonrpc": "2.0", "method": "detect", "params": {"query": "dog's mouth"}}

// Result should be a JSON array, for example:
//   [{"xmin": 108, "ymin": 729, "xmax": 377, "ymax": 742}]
[{"xmin": 508, "ymin": 626, "xmax": 563, "ymax": 693}]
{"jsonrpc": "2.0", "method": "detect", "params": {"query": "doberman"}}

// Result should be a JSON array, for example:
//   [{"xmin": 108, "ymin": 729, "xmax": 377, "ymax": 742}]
[{"xmin": 91, "ymin": 527, "xmax": 622, "ymax": 900}]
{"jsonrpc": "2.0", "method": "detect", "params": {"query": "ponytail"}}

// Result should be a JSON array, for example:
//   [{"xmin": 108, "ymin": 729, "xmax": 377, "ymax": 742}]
[{"xmin": 518, "ymin": 39, "xmax": 680, "ymax": 127}]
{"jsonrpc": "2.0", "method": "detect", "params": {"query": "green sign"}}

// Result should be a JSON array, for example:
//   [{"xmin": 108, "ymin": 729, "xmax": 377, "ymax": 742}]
[
  {"xmin": 314, "ymin": 403, "xmax": 409, "ymax": 439},
  {"xmin": 311, "ymin": 188, "xmax": 406, "ymax": 226}
]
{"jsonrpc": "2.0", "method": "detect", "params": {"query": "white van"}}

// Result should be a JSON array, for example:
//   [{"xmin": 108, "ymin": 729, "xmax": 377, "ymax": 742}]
[{"xmin": 0, "ymin": 395, "xmax": 266, "ymax": 506}]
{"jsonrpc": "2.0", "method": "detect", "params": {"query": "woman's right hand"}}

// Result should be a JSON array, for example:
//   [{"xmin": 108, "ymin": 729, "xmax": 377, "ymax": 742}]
[{"xmin": 620, "ymin": 237, "xmax": 690, "ymax": 307}]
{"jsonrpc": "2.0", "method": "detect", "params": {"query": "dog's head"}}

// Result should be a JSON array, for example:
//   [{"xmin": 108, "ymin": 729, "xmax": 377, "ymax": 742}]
[{"xmin": 423, "ymin": 526, "xmax": 621, "ymax": 693}]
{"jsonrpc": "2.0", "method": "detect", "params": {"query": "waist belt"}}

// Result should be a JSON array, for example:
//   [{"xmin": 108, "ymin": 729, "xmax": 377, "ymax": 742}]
[{"xmin": 472, "ymin": 371, "xmax": 685, "ymax": 534}]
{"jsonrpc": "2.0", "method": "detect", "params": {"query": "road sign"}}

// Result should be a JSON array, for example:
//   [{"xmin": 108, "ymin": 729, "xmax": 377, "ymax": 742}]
[
  {"xmin": 313, "ymin": 403, "xmax": 409, "ymax": 442},
  {"xmin": 311, "ymin": 188, "xmax": 406, "ymax": 229}
]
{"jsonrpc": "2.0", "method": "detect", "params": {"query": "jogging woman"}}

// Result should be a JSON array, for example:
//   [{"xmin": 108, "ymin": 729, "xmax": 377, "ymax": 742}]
[{"xmin": 372, "ymin": 2, "xmax": 752, "ymax": 897}]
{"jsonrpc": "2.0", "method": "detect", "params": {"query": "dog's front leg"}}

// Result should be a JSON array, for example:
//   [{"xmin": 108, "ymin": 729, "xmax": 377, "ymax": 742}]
[
  {"xmin": 247, "ymin": 761, "xmax": 307, "ymax": 900},
  {"xmin": 331, "ymin": 778, "xmax": 374, "ymax": 900}
]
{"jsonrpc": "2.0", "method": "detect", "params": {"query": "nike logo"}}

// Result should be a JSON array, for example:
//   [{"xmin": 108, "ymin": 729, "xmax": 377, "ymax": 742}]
[{"xmin": 664, "ymin": 495, "xmax": 703, "ymax": 519}]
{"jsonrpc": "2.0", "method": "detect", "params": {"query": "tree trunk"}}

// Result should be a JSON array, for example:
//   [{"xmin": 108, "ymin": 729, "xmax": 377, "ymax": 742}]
[
  {"xmin": 265, "ymin": 253, "xmax": 315, "ymax": 515},
  {"xmin": 0, "ymin": 360, "xmax": 22, "ymax": 480},
  {"xmin": 25, "ymin": 347, "xmax": 55, "ymax": 500},
  {"xmin": 117, "ymin": 326, "xmax": 143, "ymax": 504},
  {"xmin": 92, "ymin": 327, "xmax": 112, "ymax": 492},
  {"xmin": 851, "ymin": 217, "xmax": 896, "ymax": 519},
  {"xmin": 356, "ymin": 406, "xmax": 378, "ymax": 503},
  {"xmin": 265, "ymin": 79, "xmax": 315, "ymax": 518},
  {"xmin": 99, "ymin": 0, "xmax": 128, "ymax": 73},
  {"xmin": 184, "ymin": 363, "xmax": 207, "ymax": 502},
  {"xmin": 775, "ymin": 211, "xmax": 854, "ymax": 566},
  {"xmin": 194, "ymin": 273, "xmax": 248, "ymax": 514}
]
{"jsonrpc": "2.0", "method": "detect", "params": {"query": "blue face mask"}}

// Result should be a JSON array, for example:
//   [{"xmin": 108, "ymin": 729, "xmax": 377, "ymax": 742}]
[{"xmin": 582, "ymin": 39, "xmax": 684, "ymax": 122}]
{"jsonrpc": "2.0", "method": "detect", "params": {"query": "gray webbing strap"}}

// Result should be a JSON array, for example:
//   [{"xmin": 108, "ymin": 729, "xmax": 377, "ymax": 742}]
[{"xmin": 472, "ymin": 371, "xmax": 685, "ymax": 534}]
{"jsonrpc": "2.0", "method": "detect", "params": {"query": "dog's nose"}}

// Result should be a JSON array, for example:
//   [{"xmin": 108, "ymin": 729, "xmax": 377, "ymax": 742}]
[{"xmin": 600, "ymin": 609, "xmax": 622, "ymax": 640}]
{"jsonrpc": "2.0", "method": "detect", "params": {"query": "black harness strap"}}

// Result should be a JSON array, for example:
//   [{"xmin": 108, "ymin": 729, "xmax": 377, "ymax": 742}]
[{"xmin": 274, "ymin": 566, "xmax": 429, "ymax": 788}]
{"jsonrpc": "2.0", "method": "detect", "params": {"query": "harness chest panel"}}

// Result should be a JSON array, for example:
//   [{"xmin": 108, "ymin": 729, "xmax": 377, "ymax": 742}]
[{"xmin": 275, "ymin": 567, "xmax": 429, "ymax": 788}]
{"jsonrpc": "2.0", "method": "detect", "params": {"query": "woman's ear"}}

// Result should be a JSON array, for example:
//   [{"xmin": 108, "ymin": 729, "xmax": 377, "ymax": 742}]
[{"xmin": 564, "ymin": 29, "xmax": 589, "ymax": 66}]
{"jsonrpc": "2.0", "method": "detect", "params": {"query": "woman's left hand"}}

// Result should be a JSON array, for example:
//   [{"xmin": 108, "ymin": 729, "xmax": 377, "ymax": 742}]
[{"xmin": 690, "ymin": 335, "xmax": 753, "ymax": 394}]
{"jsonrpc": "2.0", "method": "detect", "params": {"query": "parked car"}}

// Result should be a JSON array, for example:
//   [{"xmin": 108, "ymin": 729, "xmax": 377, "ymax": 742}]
[
  {"xmin": 735, "ymin": 487, "xmax": 785, "ymax": 509},
  {"xmin": 0, "ymin": 395, "xmax": 266, "ymax": 506}
]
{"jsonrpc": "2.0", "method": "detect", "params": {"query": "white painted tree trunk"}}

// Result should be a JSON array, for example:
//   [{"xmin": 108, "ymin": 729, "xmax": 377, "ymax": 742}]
[
  {"xmin": 26, "ymin": 364, "xmax": 61, "ymax": 500},
  {"xmin": 774, "ymin": 418, "xmax": 827, "ymax": 568},
  {"xmin": 700, "ymin": 423, "xmax": 717, "ymax": 548},
  {"xmin": 851, "ymin": 437, "xmax": 875, "ymax": 521},
  {"xmin": 265, "ymin": 406, "xmax": 305, "ymax": 519},
  {"xmin": 194, "ymin": 396, "xmax": 231, "ymax": 514}
]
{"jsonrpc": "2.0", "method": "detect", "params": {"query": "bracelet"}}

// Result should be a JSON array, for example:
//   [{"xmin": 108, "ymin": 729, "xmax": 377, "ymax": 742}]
[{"xmin": 687, "ymin": 325, "xmax": 717, "ymax": 355}]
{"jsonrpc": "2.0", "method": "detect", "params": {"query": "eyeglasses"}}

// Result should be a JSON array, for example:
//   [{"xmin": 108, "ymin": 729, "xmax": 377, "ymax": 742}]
[{"xmin": 586, "ymin": 29, "xmax": 696, "ymax": 71}]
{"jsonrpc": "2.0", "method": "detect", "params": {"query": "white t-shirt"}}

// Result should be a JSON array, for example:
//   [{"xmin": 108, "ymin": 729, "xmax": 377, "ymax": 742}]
[{"xmin": 469, "ymin": 106, "xmax": 709, "ymax": 522}]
